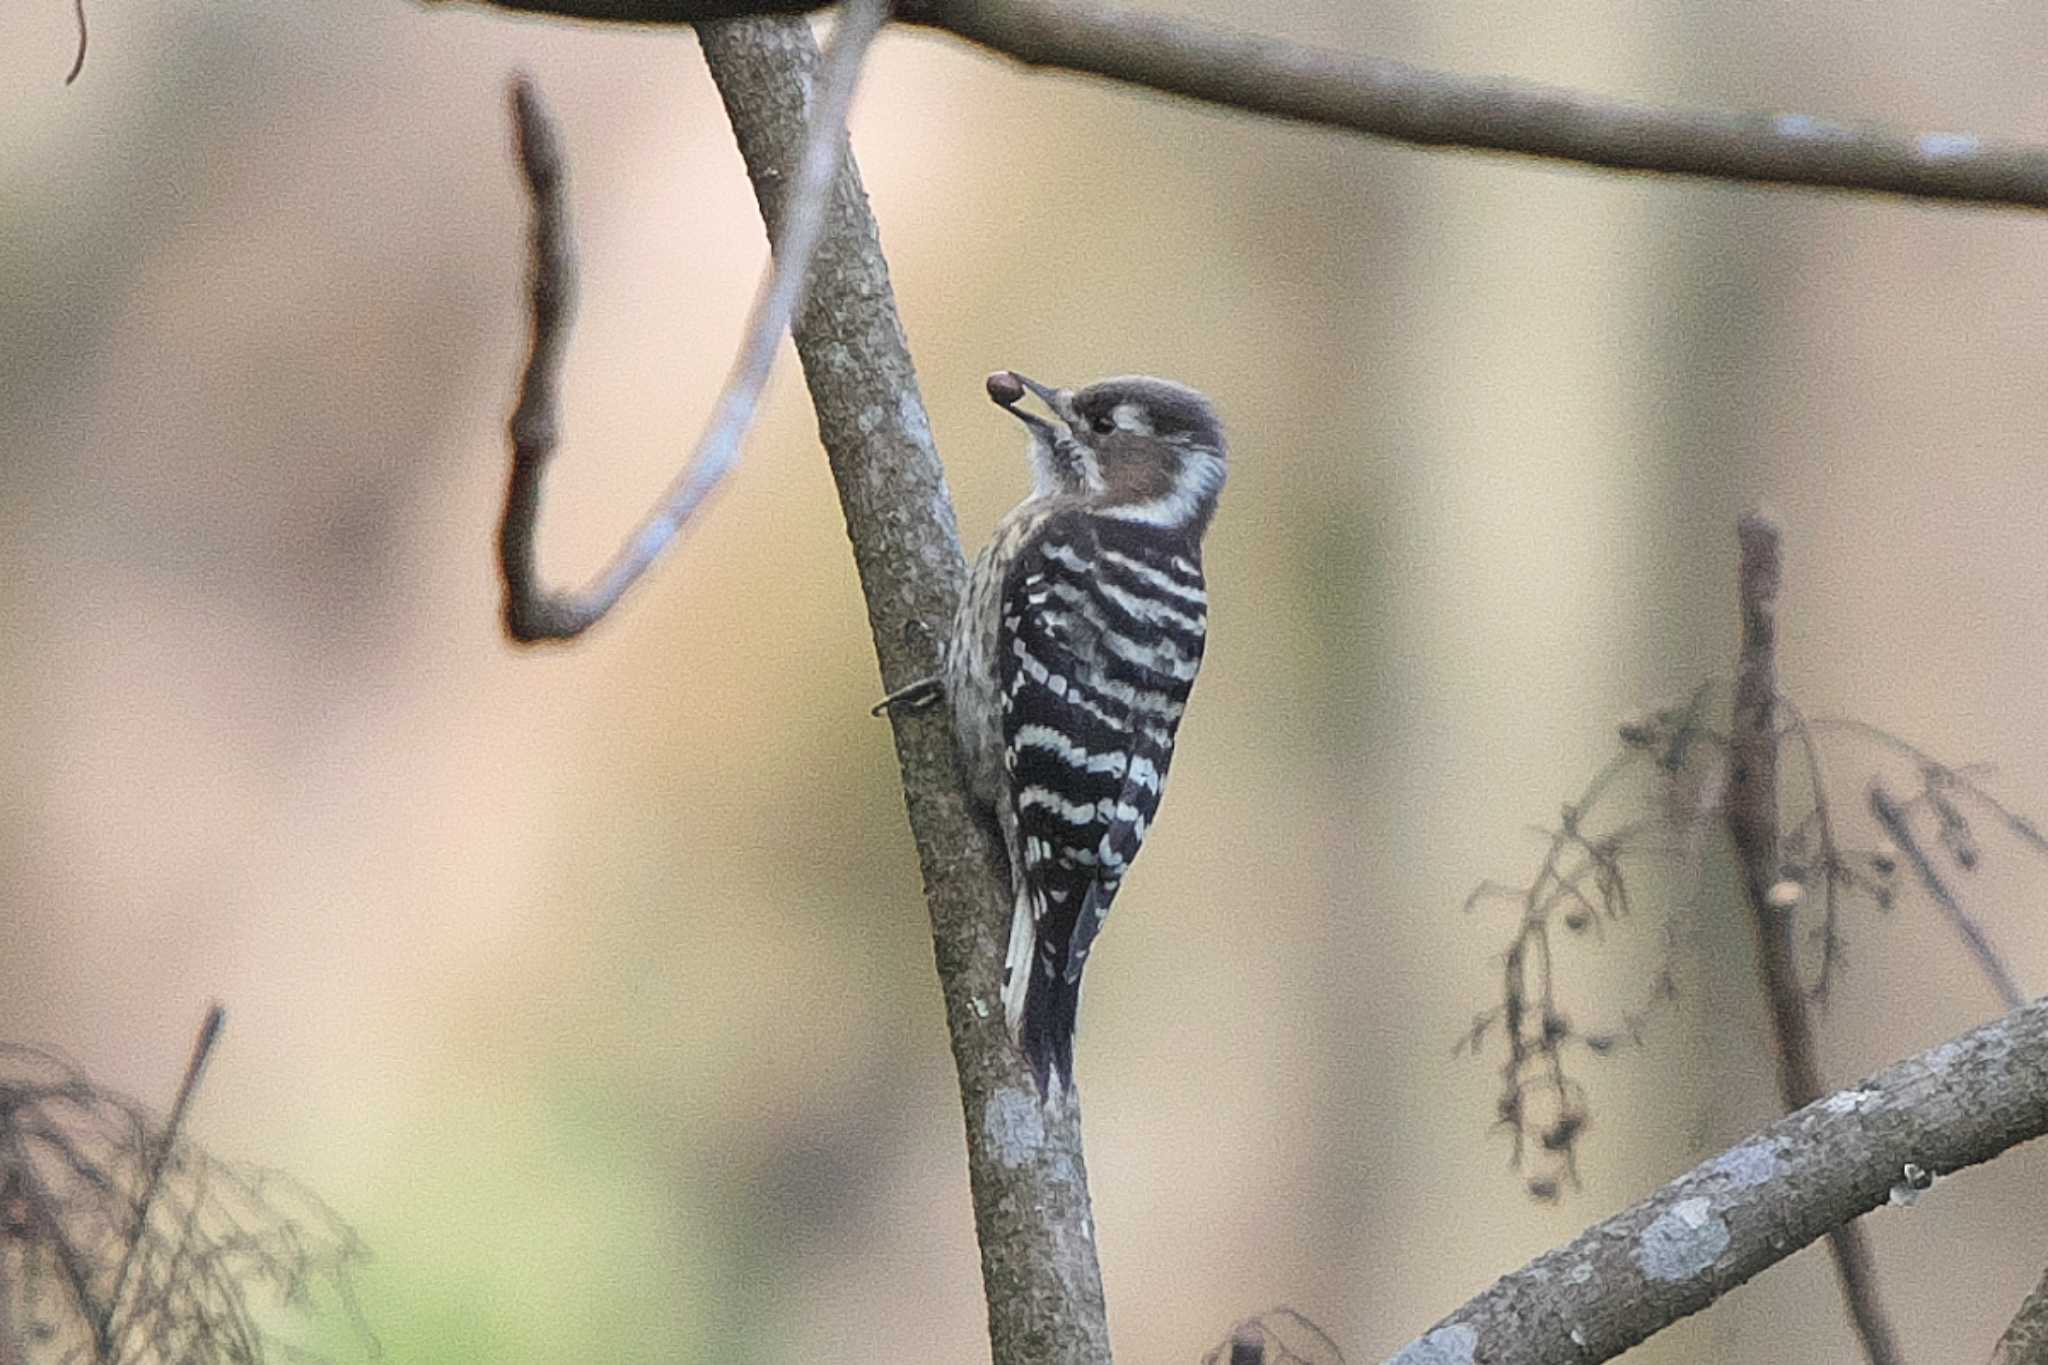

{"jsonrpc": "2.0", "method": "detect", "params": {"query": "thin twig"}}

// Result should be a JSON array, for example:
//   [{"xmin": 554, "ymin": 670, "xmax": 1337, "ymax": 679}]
[
  {"xmin": 4, "ymin": 1125, "xmax": 110, "ymax": 1360},
  {"xmin": 65, "ymin": 0, "xmax": 88, "ymax": 84},
  {"xmin": 1776, "ymin": 696, "xmax": 1850, "ymax": 1001},
  {"xmin": 1725, "ymin": 512, "xmax": 1901, "ymax": 1365},
  {"xmin": 438, "ymin": 0, "xmax": 2048, "ymax": 212},
  {"xmin": 1464, "ymin": 738, "xmax": 1691, "ymax": 1194},
  {"xmin": 1806, "ymin": 713, "xmax": 2048, "ymax": 855},
  {"xmin": 100, "ymin": 1003, "xmax": 226, "ymax": 1353},
  {"xmin": 498, "ymin": 0, "xmax": 888, "ymax": 641},
  {"xmin": 1207, "ymin": 1307, "xmax": 1347, "ymax": 1365},
  {"xmin": 1994, "ymin": 1264, "xmax": 2048, "ymax": 1365},
  {"xmin": 1869, "ymin": 784, "xmax": 2027, "ymax": 1010},
  {"xmin": 1384, "ymin": 996, "xmax": 2048, "ymax": 1364}
]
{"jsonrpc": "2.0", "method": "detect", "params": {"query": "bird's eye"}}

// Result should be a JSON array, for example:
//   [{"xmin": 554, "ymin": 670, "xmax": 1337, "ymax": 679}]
[{"xmin": 1090, "ymin": 414, "xmax": 1116, "ymax": 435}]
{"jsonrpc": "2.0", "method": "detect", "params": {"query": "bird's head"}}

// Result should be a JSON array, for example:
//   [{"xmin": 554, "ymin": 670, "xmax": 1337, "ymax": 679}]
[{"xmin": 987, "ymin": 370, "xmax": 1227, "ymax": 540}]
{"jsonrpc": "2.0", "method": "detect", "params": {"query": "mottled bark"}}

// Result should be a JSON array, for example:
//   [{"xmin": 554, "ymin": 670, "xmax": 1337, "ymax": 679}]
[
  {"xmin": 696, "ymin": 17, "xmax": 1112, "ymax": 1363},
  {"xmin": 1385, "ymin": 997, "xmax": 2048, "ymax": 1364},
  {"xmin": 1726, "ymin": 512, "xmax": 1899, "ymax": 1364}
]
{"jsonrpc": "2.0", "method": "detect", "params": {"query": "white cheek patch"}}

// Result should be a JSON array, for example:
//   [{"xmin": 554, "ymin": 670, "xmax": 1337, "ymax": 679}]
[
  {"xmin": 1099, "ymin": 449, "xmax": 1226, "ymax": 529},
  {"xmin": 1111, "ymin": 402, "xmax": 1152, "ymax": 434}
]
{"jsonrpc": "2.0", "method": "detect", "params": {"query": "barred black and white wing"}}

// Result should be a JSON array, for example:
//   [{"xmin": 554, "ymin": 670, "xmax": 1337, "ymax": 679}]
[{"xmin": 997, "ymin": 509, "xmax": 1207, "ymax": 1094}]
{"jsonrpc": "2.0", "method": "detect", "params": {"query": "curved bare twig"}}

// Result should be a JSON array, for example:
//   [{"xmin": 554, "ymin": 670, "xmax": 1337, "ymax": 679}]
[
  {"xmin": 65, "ymin": 0, "xmax": 88, "ymax": 84},
  {"xmin": 498, "ymin": 0, "xmax": 888, "ymax": 641}
]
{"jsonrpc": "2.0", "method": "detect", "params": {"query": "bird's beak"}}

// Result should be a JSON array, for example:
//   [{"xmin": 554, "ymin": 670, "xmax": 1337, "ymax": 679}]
[{"xmin": 987, "ymin": 370, "xmax": 1073, "ymax": 438}]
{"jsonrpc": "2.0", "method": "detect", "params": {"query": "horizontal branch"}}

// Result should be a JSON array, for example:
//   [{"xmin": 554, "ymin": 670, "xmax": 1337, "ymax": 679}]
[
  {"xmin": 431, "ymin": 0, "xmax": 2048, "ymax": 210},
  {"xmin": 1386, "ymin": 996, "xmax": 2048, "ymax": 1364}
]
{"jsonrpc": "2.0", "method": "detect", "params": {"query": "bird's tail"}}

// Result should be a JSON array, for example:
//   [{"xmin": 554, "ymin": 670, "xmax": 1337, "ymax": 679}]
[{"xmin": 1002, "ymin": 883, "xmax": 1076, "ymax": 1098}]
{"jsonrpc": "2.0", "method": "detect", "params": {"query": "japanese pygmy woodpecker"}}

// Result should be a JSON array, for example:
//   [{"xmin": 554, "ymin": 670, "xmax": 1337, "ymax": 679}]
[{"xmin": 912, "ymin": 369, "xmax": 1227, "ymax": 1097}]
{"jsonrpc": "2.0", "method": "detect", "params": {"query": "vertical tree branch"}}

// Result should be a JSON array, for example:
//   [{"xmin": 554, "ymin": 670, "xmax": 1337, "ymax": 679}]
[
  {"xmin": 1726, "ymin": 512, "xmax": 1901, "ymax": 1365},
  {"xmin": 691, "ymin": 14, "xmax": 1112, "ymax": 1362},
  {"xmin": 1729, "ymin": 514, "xmax": 1818, "ymax": 1104}
]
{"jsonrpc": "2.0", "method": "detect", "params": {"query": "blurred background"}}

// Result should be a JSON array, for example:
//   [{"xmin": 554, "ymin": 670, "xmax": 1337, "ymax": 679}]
[{"xmin": 4, "ymin": 0, "xmax": 2047, "ymax": 1360}]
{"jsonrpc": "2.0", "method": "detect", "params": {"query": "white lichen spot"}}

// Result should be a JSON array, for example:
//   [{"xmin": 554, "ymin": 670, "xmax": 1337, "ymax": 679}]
[
  {"xmin": 1926, "ymin": 1037, "xmax": 1970, "ymax": 1071},
  {"xmin": 1774, "ymin": 113, "xmax": 1851, "ymax": 140},
  {"xmin": 1709, "ymin": 1138, "xmax": 1786, "ymax": 1189},
  {"xmin": 898, "ymin": 388, "xmax": 935, "ymax": 447},
  {"xmin": 1822, "ymin": 1087, "xmax": 1877, "ymax": 1115},
  {"xmin": 1888, "ymin": 1162, "xmax": 1935, "ymax": 1208},
  {"xmin": 1635, "ymin": 1196, "xmax": 1729, "ymax": 1281},
  {"xmin": 1387, "ymin": 1323, "xmax": 1478, "ymax": 1365},
  {"xmin": 971, "ymin": 997, "xmax": 989, "ymax": 1019},
  {"xmin": 984, "ymin": 1087, "xmax": 1045, "ymax": 1168},
  {"xmin": 1765, "ymin": 879, "xmax": 1803, "ymax": 910},
  {"xmin": 1569, "ymin": 1326, "xmax": 1588, "ymax": 1347},
  {"xmin": 1566, "ymin": 1260, "xmax": 1595, "ymax": 1286},
  {"xmin": 1918, "ymin": 132, "xmax": 1980, "ymax": 161},
  {"xmin": 856, "ymin": 402, "xmax": 884, "ymax": 436},
  {"xmin": 1931, "ymin": 1026, "xmax": 2011, "ymax": 1073}
]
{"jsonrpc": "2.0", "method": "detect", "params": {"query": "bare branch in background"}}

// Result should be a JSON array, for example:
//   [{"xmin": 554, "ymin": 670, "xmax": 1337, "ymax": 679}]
[
  {"xmin": 1788, "ymin": 712, "xmax": 2046, "ymax": 1007},
  {"xmin": 65, "ymin": 0, "xmax": 87, "ymax": 84},
  {"xmin": 1802, "ymin": 714, "xmax": 2048, "ymax": 856},
  {"xmin": 1870, "ymin": 784, "xmax": 2027, "ymax": 1010},
  {"xmin": 690, "ymin": 13, "xmax": 1112, "ymax": 1361},
  {"xmin": 1464, "ymin": 514, "xmax": 2046, "ymax": 1356},
  {"xmin": 1389, "ymin": 996, "xmax": 2048, "ymax": 1365},
  {"xmin": 1774, "ymin": 695, "xmax": 1861, "ymax": 1003},
  {"xmin": 1725, "ymin": 512, "xmax": 1900, "ymax": 1365},
  {"xmin": 0, "ymin": 1009, "xmax": 372, "ymax": 1365},
  {"xmin": 1458, "ymin": 685, "xmax": 1718, "ymax": 1201},
  {"xmin": 435, "ymin": 0, "xmax": 2048, "ymax": 211},
  {"xmin": 1995, "ymin": 1266, "xmax": 2048, "ymax": 1365},
  {"xmin": 496, "ymin": 0, "xmax": 886, "ymax": 642},
  {"xmin": 1205, "ymin": 1308, "xmax": 1347, "ymax": 1365},
  {"xmin": 100, "ymin": 1003, "xmax": 225, "ymax": 1352}
]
